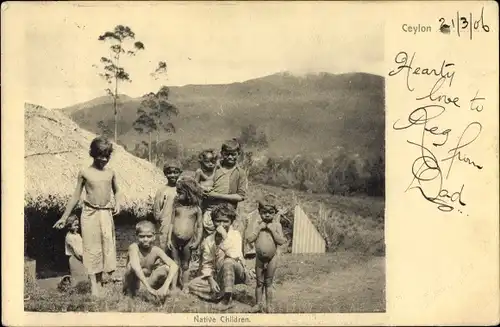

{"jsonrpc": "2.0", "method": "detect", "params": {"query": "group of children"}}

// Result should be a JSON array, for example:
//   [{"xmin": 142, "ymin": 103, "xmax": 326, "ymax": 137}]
[{"xmin": 53, "ymin": 136, "xmax": 286, "ymax": 312}]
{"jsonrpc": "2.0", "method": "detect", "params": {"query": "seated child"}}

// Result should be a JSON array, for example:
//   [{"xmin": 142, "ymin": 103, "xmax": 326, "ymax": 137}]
[
  {"xmin": 154, "ymin": 160, "xmax": 182, "ymax": 251},
  {"xmin": 188, "ymin": 203, "xmax": 249, "ymax": 311},
  {"xmin": 166, "ymin": 176, "xmax": 203, "ymax": 292},
  {"xmin": 64, "ymin": 214, "xmax": 87, "ymax": 286},
  {"xmin": 123, "ymin": 220, "xmax": 179, "ymax": 301},
  {"xmin": 246, "ymin": 195, "xmax": 287, "ymax": 313}
]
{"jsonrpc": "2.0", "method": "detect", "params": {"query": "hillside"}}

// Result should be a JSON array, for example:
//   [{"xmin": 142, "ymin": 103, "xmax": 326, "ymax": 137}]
[{"xmin": 62, "ymin": 72, "xmax": 385, "ymax": 157}]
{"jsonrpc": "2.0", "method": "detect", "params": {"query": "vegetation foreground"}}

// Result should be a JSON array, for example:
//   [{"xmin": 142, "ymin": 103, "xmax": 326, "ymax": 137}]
[{"xmin": 25, "ymin": 252, "xmax": 385, "ymax": 313}]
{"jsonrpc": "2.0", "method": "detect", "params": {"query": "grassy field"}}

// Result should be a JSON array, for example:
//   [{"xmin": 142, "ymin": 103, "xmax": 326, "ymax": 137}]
[{"xmin": 25, "ymin": 252, "xmax": 385, "ymax": 313}]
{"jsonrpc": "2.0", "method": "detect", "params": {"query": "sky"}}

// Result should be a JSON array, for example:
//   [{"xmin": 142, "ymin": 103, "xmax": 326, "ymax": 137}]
[{"xmin": 17, "ymin": 2, "xmax": 384, "ymax": 109}]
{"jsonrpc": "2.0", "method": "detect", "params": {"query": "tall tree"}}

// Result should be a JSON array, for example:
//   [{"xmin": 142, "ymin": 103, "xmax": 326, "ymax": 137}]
[
  {"xmin": 132, "ymin": 113, "xmax": 155, "ymax": 162},
  {"xmin": 133, "ymin": 62, "xmax": 178, "ymax": 164},
  {"xmin": 94, "ymin": 25, "xmax": 145, "ymax": 142}
]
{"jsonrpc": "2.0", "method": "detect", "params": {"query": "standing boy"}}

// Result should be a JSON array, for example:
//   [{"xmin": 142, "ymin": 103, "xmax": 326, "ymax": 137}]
[
  {"xmin": 202, "ymin": 139, "xmax": 248, "ymax": 237},
  {"xmin": 246, "ymin": 195, "xmax": 287, "ymax": 313},
  {"xmin": 154, "ymin": 160, "xmax": 182, "ymax": 251},
  {"xmin": 53, "ymin": 136, "xmax": 121, "ymax": 297}
]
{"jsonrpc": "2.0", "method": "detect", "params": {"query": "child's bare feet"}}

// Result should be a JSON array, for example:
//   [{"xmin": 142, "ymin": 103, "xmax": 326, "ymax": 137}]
[
  {"xmin": 214, "ymin": 301, "xmax": 234, "ymax": 311},
  {"xmin": 265, "ymin": 304, "xmax": 275, "ymax": 313},
  {"xmin": 250, "ymin": 303, "xmax": 263, "ymax": 313}
]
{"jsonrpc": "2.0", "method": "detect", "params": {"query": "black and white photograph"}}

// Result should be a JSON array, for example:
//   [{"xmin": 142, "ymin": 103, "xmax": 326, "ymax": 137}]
[{"xmin": 20, "ymin": 2, "xmax": 385, "ymax": 315}]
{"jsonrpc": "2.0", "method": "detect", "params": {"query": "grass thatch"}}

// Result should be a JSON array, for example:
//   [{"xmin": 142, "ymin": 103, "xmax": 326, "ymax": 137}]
[
  {"xmin": 24, "ymin": 103, "xmax": 168, "ymax": 274},
  {"xmin": 25, "ymin": 103, "xmax": 167, "ymax": 217}
]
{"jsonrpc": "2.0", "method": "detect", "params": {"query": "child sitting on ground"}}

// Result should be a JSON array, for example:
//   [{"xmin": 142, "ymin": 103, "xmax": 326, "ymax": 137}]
[
  {"xmin": 53, "ymin": 136, "xmax": 121, "ymax": 297},
  {"xmin": 188, "ymin": 203, "xmax": 249, "ymax": 311},
  {"xmin": 246, "ymin": 195, "xmax": 287, "ymax": 313},
  {"xmin": 64, "ymin": 214, "xmax": 86, "ymax": 286},
  {"xmin": 166, "ymin": 176, "xmax": 203, "ymax": 292},
  {"xmin": 154, "ymin": 160, "xmax": 182, "ymax": 251},
  {"xmin": 123, "ymin": 220, "xmax": 179, "ymax": 301}
]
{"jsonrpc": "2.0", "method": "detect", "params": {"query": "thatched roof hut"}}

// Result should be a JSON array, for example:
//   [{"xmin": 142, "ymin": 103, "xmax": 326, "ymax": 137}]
[
  {"xmin": 24, "ymin": 103, "xmax": 167, "ymax": 275},
  {"xmin": 25, "ymin": 103, "xmax": 166, "ymax": 218}
]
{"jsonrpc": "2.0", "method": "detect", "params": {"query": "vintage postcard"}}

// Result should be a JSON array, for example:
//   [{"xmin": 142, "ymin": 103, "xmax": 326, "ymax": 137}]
[{"xmin": 2, "ymin": 1, "xmax": 498, "ymax": 326}]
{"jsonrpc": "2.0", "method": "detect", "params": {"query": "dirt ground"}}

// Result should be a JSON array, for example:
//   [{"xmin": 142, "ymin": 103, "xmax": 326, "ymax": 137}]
[{"xmin": 26, "ymin": 251, "xmax": 385, "ymax": 313}]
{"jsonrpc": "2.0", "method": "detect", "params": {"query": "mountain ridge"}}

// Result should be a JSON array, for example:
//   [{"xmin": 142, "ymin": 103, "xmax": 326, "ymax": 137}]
[{"xmin": 62, "ymin": 71, "xmax": 385, "ymax": 158}]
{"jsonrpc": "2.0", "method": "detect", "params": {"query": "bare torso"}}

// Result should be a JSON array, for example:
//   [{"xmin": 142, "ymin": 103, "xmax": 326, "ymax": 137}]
[
  {"xmin": 82, "ymin": 166, "xmax": 115, "ymax": 206},
  {"xmin": 127, "ymin": 243, "xmax": 160, "ymax": 276},
  {"xmin": 172, "ymin": 206, "xmax": 199, "ymax": 241},
  {"xmin": 255, "ymin": 229, "xmax": 277, "ymax": 260},
  {"xmin": 197, "ymin": 169, "xmax": 214, "ymax": 190}
]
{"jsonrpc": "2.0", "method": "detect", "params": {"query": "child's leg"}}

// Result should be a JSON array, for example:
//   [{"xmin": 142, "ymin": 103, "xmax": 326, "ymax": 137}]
[
  {"xmin": 252, "ymin": 257, "xmax": 265, "ymax": 312},
  {"xmin": 169, "ymin": 241, "xmax": 181, "ymax": 290},
  {"xmin": 148, "ymin": 265, "xmax": 169, "ymax": 290},
  {"xmin": 122, "ymin": 264, "xmax": 140, "ymax": 297},
  {"xmin": 215, "ymin": 258, "xmax": 246, "ymax": 309},
  {"xmin": 89, "ymin": 274, "xmax": 100, "ymax": 296},
  {"xmin": 264, "ymin": 255, "xmax": 279, "ymax": 312},
  {"xmin": 179, "ymin": 241, "xmax": 192, "ymax": 290}
]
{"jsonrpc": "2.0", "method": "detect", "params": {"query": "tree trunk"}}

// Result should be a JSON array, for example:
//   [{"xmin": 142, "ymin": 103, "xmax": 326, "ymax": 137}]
[
  {"xmin": 114, "ymin": 81, "xmax": 118, "ymax": 143},
  {"xmin": 114, "ymin": 49, "xmax": 121, "ymax": 143},
  {"xmin": 155, "ymin": 129, "xmax": 160, "ymax": 165},
  {"xmin": 148, "ymin": 132, "xmax": 152, "ymax": 162}
]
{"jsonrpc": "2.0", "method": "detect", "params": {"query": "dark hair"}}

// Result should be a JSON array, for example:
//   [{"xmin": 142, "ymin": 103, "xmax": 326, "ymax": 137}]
[
  {"xmin": 89, "ymin": 136, "xmax": 113, "ymax": 158},
  {"xmin": 65, "ymin": 214, "xmax": 79, "ymax": 229},
  {"xmin": 211, "ymin": 203, "xmax": 237, "ymax": 223},
  {"xmin": 221, "ymin": 138, "xmax": 241, "ymax": 153},
  {"xmin": 135, "ymin": 220, "xmax": 155, "ymax": 234},
  {"xmin": 257, "ymin": 194, "xmax": 279, "ymax": 212},
  {"xmin": 198, "ymin": 149, "xmax": 218, "ymax": 162},
  {"xmin": 175, "ymin": 176, "xmax": 203, "ymax": 207},
  {"xmin": 163, "ymin": 159, "xmax": 182, "ymax": 175}
]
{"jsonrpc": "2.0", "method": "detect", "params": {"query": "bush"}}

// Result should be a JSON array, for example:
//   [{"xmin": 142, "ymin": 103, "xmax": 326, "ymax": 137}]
[{"xmin": 248, "ymin": 149, "xmax": 384, "ymax": 197}]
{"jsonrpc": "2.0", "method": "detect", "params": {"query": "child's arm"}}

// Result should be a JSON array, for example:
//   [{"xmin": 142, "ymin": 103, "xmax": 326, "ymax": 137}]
[
  {"xmin": 111, "ymin": 170, "xmax": 121, "ymax": 215},
  {"xmin": 165, "ymin": 205, "xmax": 177, "ymax": 250},
  {"xmin": 209, "ymin": 168, "xmax": 248, "ymax": 202},
  {"xmin": 206, "ymin": 192, "xmax": 243, "ymax": 202},
  {"xmin": 53, "ymin": 171, "xmax": 85, "ymax": 228},
  {"xmin": 153, "ymin": 189, "xmax": 165, "ymax": 222},
  {"xmin": 236, "ymin": 169, "xmax": 248, "ymax": 202},
  {"xmin": 268, "ymin": 222, "xmax": 287, "ymax": 246},
  {"xmin": 194, "ymin": 169, "xmax": 202, "ymax": 183},
  {"xmin": 166, "ymin": 223, "xmax": 174, "ymax": 250},
  {"xmin": 246, "ymin": 221, "xmax": 264, "ymax": 243},
  {"xmin": 155, "ymin": 247, "xmax": 179, "ymax": 294},
  {"xmin": 190, "ymin": 207, "xmax": 203, "ymax": 249},
  {"xmin": 127, "ymin": 244, "xmax": 155, "ymax": 292}
]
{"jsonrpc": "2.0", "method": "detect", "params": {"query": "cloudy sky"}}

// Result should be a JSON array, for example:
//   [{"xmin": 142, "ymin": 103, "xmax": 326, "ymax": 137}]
[{"xmin": 15, "ymin": 2, "xmax": 384, "ymax": 109}]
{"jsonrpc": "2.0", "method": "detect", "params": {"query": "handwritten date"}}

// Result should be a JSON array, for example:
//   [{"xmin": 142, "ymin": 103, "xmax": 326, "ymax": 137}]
[{"xmin": 439, "ymin": 6, "xmax": 490, "ymax": 40}]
